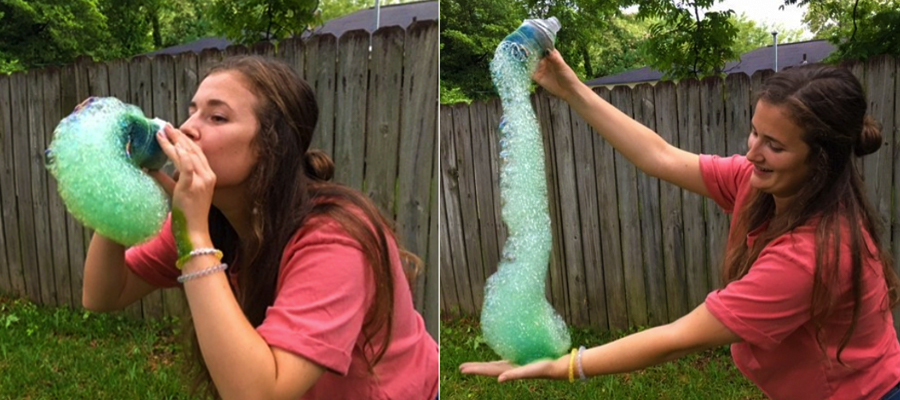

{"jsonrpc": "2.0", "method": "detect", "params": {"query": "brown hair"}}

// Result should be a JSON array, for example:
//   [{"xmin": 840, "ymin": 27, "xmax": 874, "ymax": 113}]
[
  {"xmin": 186, "ymin": 55, "xmax": 420, "ymax": 398},
  {"xmin": 722, "ymin": 64, "xmax": 900, "ymax": 365}
]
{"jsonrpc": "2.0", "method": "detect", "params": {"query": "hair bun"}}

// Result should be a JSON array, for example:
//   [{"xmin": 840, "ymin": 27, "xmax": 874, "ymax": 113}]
[
  {"xmin": 856, "ymin": 115, "xmax": 883, "ymax": 157},
  {"xmin": 303, "ymin": 149, "xmax": 335, "ymax": 182}
]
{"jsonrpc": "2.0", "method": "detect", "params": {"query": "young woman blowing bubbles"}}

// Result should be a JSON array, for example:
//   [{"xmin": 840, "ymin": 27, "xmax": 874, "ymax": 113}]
[
  {"xmin": 461, "ymin": 50, "xmax": 900, "ymax": 400},
  {"xmin": 82, "ymin": 56, "xmax": 439, "ymax": 400}
]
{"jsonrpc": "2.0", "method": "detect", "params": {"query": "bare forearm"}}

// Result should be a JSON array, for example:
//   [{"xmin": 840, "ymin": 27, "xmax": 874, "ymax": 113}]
[
  {"xmin": 82, "ymin": 233, "xmax": 127, "ymax": 311},
  {"xmin": 182, "ymin": 264, "xmax": 279, "ymax": 399},
  {"xmin": 564, "ymin": 82, "xmax": 673, "ymax": 178}
]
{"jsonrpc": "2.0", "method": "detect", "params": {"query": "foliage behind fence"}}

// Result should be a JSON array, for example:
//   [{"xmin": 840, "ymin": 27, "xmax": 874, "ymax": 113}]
[
  {"xmin": 441, "ymin": 56, "xmax": 900, "ymax": 333},
  {"xmin": 0, "ymin": 21, "xmax": 439, "ymax": 338}
]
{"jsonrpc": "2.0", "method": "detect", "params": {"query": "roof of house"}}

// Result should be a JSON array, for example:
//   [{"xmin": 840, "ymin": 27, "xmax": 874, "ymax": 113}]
[
  {"xmin": 584, "ymin": 39, "xmax": 836, "ymax": 87},
  {"xmin": 144, "ymin": 0, "xmax": 437, "ymax": 57}
]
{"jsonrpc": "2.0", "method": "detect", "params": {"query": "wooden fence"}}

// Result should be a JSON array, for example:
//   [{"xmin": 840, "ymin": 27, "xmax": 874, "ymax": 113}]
[
  {"xmin": 0, "ymin": 21, "xmax": 439, "ymax": 338},
  {"xmin": 441, "ymin": 55, "xmax": 900, "ymax": 332}
]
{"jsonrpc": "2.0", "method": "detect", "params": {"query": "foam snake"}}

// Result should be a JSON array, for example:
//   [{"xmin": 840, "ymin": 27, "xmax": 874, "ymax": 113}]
[
  {"xmin": 480, "ymin": 17, "xmax": 571, "ymax": 365},
  {"xmin": 45, "ymin": 97, "xmax": 169, "ymax": 246}
]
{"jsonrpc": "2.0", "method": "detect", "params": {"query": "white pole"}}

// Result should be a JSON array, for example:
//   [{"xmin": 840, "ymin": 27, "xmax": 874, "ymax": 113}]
[
  {"xmin": 375, "ymin": 0, "xmax": 381, "ymax": 31},
  {"xmin": 771, "ymin": 31, "xmax": 779, "ymax": 72}
]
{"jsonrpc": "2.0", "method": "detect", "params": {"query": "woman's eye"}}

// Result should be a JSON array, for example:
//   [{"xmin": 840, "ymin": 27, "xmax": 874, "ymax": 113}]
[
  {"xmin": 211, "ymin": 115, "xmax": 228, "ymax": 123},
  {"xmin": 768, "ymin": 142, "xmax": 783, "ymax": 152}
]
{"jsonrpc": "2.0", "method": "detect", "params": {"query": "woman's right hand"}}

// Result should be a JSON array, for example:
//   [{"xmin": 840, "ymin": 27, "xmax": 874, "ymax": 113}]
[{"xmin": 532, "ymin": 50, "xmax": 582, "ymax": 100}]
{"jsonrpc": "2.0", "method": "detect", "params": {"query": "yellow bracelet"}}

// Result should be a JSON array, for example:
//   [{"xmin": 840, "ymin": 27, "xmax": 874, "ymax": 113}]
[
  {"xmin": 568, "ymin": 348, "xmax": 577, "ymax": 383},
  {"xmin": 176, "ymin": 248, "xmax": 224, "ymax": 270}
]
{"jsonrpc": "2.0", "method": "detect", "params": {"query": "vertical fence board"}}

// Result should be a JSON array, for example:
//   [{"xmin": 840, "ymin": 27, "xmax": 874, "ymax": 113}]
[
  {"xmin": 280, "ymin": 37, "xmax": 307, "ymax": 80},
  {"xmin": 701, "ymin": 77, "xmax": 728, "ymax": 291},
  {"xmin": 425, "ymin": 133, "xmax": 440, "ymax": 338},
  {"xmin": 676, "ymin": 79, "xmax": 709, "ymax": 308},
  {"xmin": 549, "ymin": 95, "xmax": 588, "ymax": 325},
  {"xmin": 397, "ymin": 21, "xmax": 438, "ymax": 315},
  {"xmin": 43, "ymin": 68, "xmax": 73, "ymax": 308},
  {"xmin": 468, "ymin": 102, "xmax": 500, "ymax": 280},
  {"xmin": 633, "ymin": 83, "xmax": 667, "ymax": 326},
  {"xmin": 305, "ymin": 35, "xmax": 337, "ymax": 157},
  {"xmin": 0, "ymin": 75, "xmax": 20, "ymax": 296},
  {"xmin": 610, "ymin": 86, "xmax": 647, "ymax": 327},
  {"xmin": 334, "ymin": 30, "xmax": 369, "ymax": 189},
  {"xmin": 534, "ymin": 92, "xmax": 570, "ymax": 320},
  {"xmin": 28, "ymin": 71, "xmax": 56, "ymax": 306},
  {"xmin": 14, "ymin": 72, "xmax": 41, "ymax": 303},
  {"xmin": 440, "ymin": 106, "xmax": 474, "ymax": 314},
  {"xmin": 71, "ymin": 59, "xmax": 93, "ymax": 310},
  {"xmin": 451, "ymin": 104, "xmax": 486, "ymax": 311},
  {"xmin": 864, "ymin": 56, "xmax": 894, "ymax": 247},
  {"xmin": 487, "ymin": 99, "xmax": 507, "ymax": 250},
  {"xmin": 365, "ymin": 27, "xmax": 404, "ymax": 216},
  {"xmin": 570, "ymin": 96, "xmax": 607, "ymax": 329},
  {"xmin": 653, "ymin": 81, "xmax": 687, "ymax": 322},
  {"xmin": 593, "ymin": 88, "xmax": 628, "ymax": 330}
]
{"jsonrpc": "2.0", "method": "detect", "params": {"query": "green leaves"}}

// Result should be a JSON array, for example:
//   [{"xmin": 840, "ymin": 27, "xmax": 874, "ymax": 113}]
[{"xmin": 207, "ymin": 0, "xmax": 319, "ymax": 45}]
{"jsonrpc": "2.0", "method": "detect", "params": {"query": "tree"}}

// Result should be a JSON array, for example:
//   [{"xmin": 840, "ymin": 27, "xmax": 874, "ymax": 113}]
[
  {"xmin": 631, "ymin": 0, "xmax": 739, "ymax": 79},
  {"xmin": 730, "ymin": 13, "xmax": 806, "ymax": 56},
  {"xmin": 206, "ymin": 0, "xmax": 320, "ymax": 45},
  {"xmin": 319, "ymin": 0, "xmax": 416, "ymax": 21},
  {"xmin": 790, "ymin": 0, "xmax": 900, "ymax": 61}
]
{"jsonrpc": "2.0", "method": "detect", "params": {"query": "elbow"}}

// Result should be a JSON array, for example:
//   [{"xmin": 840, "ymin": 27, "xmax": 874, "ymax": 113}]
[{"xmin": 81, "ymin": 294, "xmax": 120, "ymax": 313}]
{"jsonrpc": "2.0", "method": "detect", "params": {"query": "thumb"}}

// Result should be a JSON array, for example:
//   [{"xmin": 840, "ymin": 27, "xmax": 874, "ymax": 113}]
[{"xmin": 147, "ymin": 169, "xmax": 176, "ymax": 197}]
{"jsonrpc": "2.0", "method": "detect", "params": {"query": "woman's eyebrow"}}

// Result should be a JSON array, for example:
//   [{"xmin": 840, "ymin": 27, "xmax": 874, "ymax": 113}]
[
  {"xmin": 189, "ymin": 99, "xmax": 233, "ymax": 111},
  {"xmin": 751, "ymin": 123, "xmax": 786, "ymax": 146}
]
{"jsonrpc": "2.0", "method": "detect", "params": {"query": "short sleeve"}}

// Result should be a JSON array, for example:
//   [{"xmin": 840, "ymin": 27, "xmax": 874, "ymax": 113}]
[
  {"xmin": 705, "ymin": 230, "xmax": 816, "ymax": 349},
  {"xmin": 700, "ymin": 154, "xmax": 752, "ymax": 214},
  {"xmin": 256, "ymin": 218, "xmax": 373, "ymax": 376},
  {"xmin": 125, "ymin": 215, "xmax": 180, "ymax": 288}
]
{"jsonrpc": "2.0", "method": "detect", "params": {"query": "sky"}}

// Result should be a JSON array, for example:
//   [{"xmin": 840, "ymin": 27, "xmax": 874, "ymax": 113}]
[{"xmin": 710, "ymin": 0, "xmax": 811, "ymax": 39}]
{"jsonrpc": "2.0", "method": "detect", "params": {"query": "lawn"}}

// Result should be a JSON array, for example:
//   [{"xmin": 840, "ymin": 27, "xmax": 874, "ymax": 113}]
[
  {"xmin": 440, "ymin": 316, "xmax": 767, "ymax": 400},
  {"xmin": 0, "ymin": 294, "xmax": 195, "ymax": 399}
]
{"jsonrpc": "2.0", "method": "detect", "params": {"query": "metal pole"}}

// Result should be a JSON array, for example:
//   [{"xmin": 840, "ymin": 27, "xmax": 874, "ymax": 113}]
[
  {"xmin": 771, "ymin": 31, "xmax": 779, "ymax": 72},
  {"xmin": 375, "ymin": 0, "xmax": 381, "ymax": 31}
]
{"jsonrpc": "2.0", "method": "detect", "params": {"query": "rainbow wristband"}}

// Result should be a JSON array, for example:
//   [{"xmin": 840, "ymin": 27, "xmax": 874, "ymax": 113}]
[{"xmin": 176, "ymin": 247, "xmax": 223, "ymax": 270}]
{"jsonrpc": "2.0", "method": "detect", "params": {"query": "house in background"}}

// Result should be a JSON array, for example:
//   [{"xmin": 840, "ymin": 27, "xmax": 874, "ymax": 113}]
[
  {"xmin": 585, "ymin": 39, "xmax": 836, "ymax": 87},
  {"xmin": 145, "ymin": 0, "xmax": 438, "ymax": 56}
]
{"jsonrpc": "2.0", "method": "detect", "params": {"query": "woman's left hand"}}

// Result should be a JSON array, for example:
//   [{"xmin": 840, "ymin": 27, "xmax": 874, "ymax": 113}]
[
  {"xmin": 459, "ymin": 358, "xmax": 562, "ymax": 383},
  {"xmin": 154, "ymin": 124, "xmax": 216, "ymax": 232}
]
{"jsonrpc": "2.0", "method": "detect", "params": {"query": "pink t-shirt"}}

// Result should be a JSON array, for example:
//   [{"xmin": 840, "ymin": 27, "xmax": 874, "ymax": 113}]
[
  {"xmin": 126, "ymin": 214, "xmax": 439, "ymax": 400},
  {"xmin": 701, "ymin": 154, "xmax": 900, "ymax": 400}
]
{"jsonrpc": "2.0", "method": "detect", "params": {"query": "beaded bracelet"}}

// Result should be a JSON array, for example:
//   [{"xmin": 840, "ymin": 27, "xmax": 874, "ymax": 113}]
[
  {"xmin": 576, "ymin": 346, "xmax": 587, "ymax": 382},
  {"xmin": 568, "ymin": 348, "xmax": 577, "ymax": 383},
  {"xmin": 177, "ymin": 263, "xmax": 228, "ymax": 283},
  {"xmin": 176, "ymin": 248, "xmax": 224, "ymax": 270}
]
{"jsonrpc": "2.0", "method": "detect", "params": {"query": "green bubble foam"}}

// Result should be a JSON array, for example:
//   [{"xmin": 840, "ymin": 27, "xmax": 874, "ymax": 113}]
[
  {"xmin": 45, "ymin": 97, "xmax": 168, "ymax": 246},
  {"xmin": 481, "ymin": 19, "xmax": 571, "ymax": 365}
]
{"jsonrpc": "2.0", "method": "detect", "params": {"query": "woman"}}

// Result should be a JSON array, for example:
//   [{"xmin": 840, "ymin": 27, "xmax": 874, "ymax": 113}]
[
  {"xmin": 82, "ymin": 55, "xmax": 439, "ymax": 400},
  {"xmin": 461, "ymin": 50, "xmax": 900, "ymax": 400}
]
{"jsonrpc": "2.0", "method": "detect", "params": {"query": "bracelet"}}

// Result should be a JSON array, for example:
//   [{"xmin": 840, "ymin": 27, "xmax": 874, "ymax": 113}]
[
  {"xmin": 568, "ymin": 348, "xmax": 577, "ymax": 383},
  {"xmin": 176, "ymin": 247, "xmax": 224, "ymax": 270},
  {"xmin": 577, "ymin": 346, "xmax": 587, "ymax": 382},
  {"xmin": 177, "ymin": 263, "xmax": 228, "ymax": 283}
]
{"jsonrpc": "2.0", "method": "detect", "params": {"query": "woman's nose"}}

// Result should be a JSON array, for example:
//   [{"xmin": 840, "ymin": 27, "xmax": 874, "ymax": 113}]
[
  {"xmin": 179, "ymin": 115, "xmax": 200, "ymax": 141},
  {"xmin": 746, "ymin": 135, "xmax": 761, "ymax": 162}
]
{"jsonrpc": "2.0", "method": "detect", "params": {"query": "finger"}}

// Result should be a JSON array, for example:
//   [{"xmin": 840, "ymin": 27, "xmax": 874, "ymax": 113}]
[
  {"xmin": 146, "ymin": 169, "xmax": 176, "ymax": 197},
  {"xmin": 459, "ymin": 361, "xmax": 514, "ymax": 376}
]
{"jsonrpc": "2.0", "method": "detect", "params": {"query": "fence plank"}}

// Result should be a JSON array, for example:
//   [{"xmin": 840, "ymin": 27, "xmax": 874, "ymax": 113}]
[
  {"xmin": 71, "ymin": 58, "xmax": 94, "ymax": 311},
  {"xmin": 725, "ymin": 74, "xmax": 751, "ymax": 159},
  {"xmin": 28, "ymin": 71, "xmax": 57, "ymax": 306},
  {"xmin": 334, "ymin": 30, "xmax": 369, "ymax": 189},
  {"xmin": 42, "ymin": 68, "xmax": 73, "ymax": 308},
  {"xmin": 610, "ymin": 86, "xmax": 648, "ymax": 326},
  {"xmin": 14, "ymin": 72, "xmax": 41, "ymax": 303},
  {"xmin": 280, "ymin": 37, "xmax": 307, "ymax": 80},
  {"xmin": 440, "ymin": 177, "xmax": 460, "ymax": 314},
  {"xmin": 653, "ymin": 81, "xmax": 687, "ymax": 322},
  {"xmin": 397, "ymin": 21, "xmax": 438, "ymax": 314},
  {"xmin": 676, "ymin": 79, "xmax": 709, "ymax": 308},
  {"xmin": 633, "ymin": 83, "xmax": 667, "ymax": 326},
  {"xmin": 0, "ymin": 74, "xmax": 21, "ymax": 296},
  {"xmin": 305, "ymin": 35, "xmax": 337, "ymax": 157},
  {"xmin": 864, "ymin": 56, "xmax": 894, "ymax": 247},
  {"xmin": 570, "ymin": 95, "xmax": 607, "ymax": 329},
  {"xmin": 891, "ymin": 59, "xmax": 900, "ymax": 331},
  {"xmin": 425, "ymin": 133, "xmax": 440, "ymax": 338},
  {"xmin": 451, "ymin": 104, "xmax": 487, "ymax": 311},
  {"xmin": 549, "ymin": 95, "xmax": 589, "ymax": 325},
  {"xmin": 593, "ymin": 87, "xmax": 628, "ymax": 330},
  {"xmin": 487, "ymin": 99, "xmax": 507, "ymax": 250},
  {"xmin": 365, "ymin": 27, "xmax": 405, "ymax": 216},
  {"xmin": 701, "ymin": 77, "xmax": 728, "ymax": 292},
  {"xmin": 534, "ymin": 92, "xmax": 570, "ymax": 320},
  {"xmin": 440, "ymin": 106, "xmax": 475, "ymax": 314},
  {"xmin": 468, "ymin": 101, "xmax": 501, "ymax": 280}
]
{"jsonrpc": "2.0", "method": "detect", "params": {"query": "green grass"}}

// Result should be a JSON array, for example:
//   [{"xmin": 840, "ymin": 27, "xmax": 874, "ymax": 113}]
[
  {"xmin": 440, "ymin": 316, "xmax": 767, "ymax": 400},
  {"xmin": 0, "ymin": 294, "xmax": 195, "ymax": 399}
]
